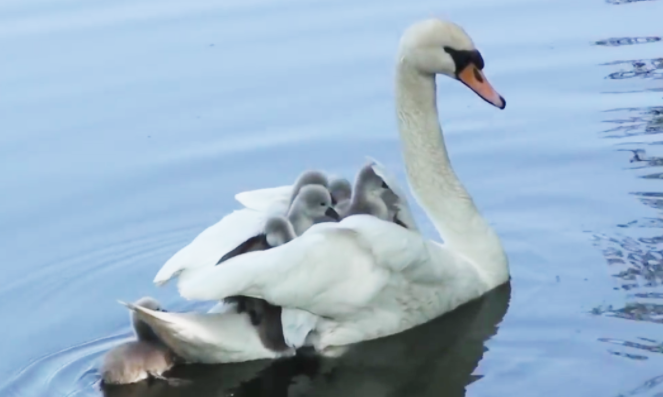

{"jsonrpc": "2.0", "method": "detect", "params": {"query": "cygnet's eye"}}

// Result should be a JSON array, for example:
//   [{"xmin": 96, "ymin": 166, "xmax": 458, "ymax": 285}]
[
  {"xmin": 320, "ymin": 202, "xmax": 326, "ymax": 207},
  {"xmin": 381, "ymin": 181, "xmax": 389, "ymax": 189}
]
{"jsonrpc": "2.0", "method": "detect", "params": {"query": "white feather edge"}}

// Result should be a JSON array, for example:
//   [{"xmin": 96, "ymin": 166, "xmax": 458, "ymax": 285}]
[
  {"xmin": 366, "ymin": 156, "xmax": 420, "ymax": 232},
  {"xmin": 234, "ymin": 185, "xmax": 293, "ymax": 213},
  {"xmin": 153, "ymin": 208, "xmax": 270, "ymax": 286},
  {"xmin": 117, "ymin": 300, "xmax": 294, "ymax": 363}
]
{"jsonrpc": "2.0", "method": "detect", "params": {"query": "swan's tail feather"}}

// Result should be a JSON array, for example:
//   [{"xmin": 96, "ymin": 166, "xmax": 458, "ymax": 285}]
[
  {"xmin": 118, "ymin": 300, "xmax": 178, "ymax": 324},
  {"xmin": 152, "ymin": 209, "xmax": 271, "ymax": 287},
  {"xmin": 118, "ymin": 300, "xmax": 288, "ymax": 364}
]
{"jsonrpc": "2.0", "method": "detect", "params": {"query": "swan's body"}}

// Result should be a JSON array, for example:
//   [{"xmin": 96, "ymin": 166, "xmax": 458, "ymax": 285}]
[
  {"xmin": 101, "ymin": 298, "xmax": 176, "ymax": 385},
  {"xmin": 153, "ymin": 171, "xmax": 334, "ymax": 287},
  {"xmin": 217, "ymin": 185, "xmax": 339, "ymax": 267},
  {"xmin": 220, "ymin": 185, "xmax": 339, "ymax": 336},
  {"xmin": 154, "ymin": 17, "xmax": 509, "ymax": 361}
]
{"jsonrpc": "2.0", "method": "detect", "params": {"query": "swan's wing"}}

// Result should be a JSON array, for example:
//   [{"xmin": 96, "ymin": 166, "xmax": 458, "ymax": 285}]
[
  {"xmin": 216, "ymin": 234, "xmax": 269, "ymax": 265},
  {"xmin": 153, "ymin": 209, "xmax": 270, "ymax": 286},
  {"xmin": 234, "ymin": 185, "xmax": 293, "ymax": 213},
  {"xmin": 367, "ymin": 157, "xmax": 420, "ymax": 232},
  {"xmin": 178, "ymin": 215, "xmax": 465, "ymax": 318},
  {"xmin": 281, "ymin": 308, "xmax": 319, "ymax": 348},
  {"xmin": 207, "ymin": 301, "xmax": 236, "ymax": 314},
  {"xmin": 119, "ymin": 301, "xmax": 290, "ymax": 363}
]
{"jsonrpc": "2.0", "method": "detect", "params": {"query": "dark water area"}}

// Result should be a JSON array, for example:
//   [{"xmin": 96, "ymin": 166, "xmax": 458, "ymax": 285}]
[{"xmin": 1, "ymin": 0, "xmax": 662, "ymax": 396}]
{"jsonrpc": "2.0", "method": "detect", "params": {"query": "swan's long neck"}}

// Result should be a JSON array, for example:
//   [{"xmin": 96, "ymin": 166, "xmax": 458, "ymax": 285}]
[{"xmin": 395, "ymin": 63, "xmax": 507, "ymax": 280}]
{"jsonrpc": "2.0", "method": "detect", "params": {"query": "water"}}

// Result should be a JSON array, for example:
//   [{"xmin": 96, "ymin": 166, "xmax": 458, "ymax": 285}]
[{"xmin": 0, "ymin": 0, "xmax": 662, "ymax": 395}]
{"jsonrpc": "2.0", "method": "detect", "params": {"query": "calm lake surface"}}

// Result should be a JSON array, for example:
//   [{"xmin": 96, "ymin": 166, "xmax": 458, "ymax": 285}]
[{"xmin": 1, "ymin": 0, "xmax": 663, "ymax": 396}]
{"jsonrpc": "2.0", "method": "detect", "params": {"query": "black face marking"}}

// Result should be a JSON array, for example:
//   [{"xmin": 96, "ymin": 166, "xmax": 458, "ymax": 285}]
[
  {"xmin": 443, "ymin": 47, "xmax": 485, "ymax": 74},
  {"xmin": 381, "ymin": 181, "xmax": 389, "ymax": 189}
]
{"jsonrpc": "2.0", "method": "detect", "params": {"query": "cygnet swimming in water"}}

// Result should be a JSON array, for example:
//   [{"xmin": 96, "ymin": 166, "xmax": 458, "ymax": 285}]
[
  {"xmin": 218, "ymin": 185, "xmax": 340, "ymax": 346},
  {"xmin": 101, "ymin": 297, "xmax": 176, "ymax": 385}
]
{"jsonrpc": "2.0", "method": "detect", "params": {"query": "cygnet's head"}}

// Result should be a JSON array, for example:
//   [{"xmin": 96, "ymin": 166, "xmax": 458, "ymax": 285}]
[
  {"xmin": 398, "ymin": 18, "xmax": 505, "ymax": 109},
  {"xmin": 328, "ymin": 177, "xmax": 352, "ymax": 205},
  {"xmin": 290, "ymin": 185, "xmax": 340, "ymax": 222},
  {"xmin": 131, "ymin": 297, "xmax": 165, "ymax": 342},
  {"xmin": 289, "ymin": 170, "xmax": 330, "ymax": 203},
  {"xmin": 354, "ymin": 164, "xmax": 391, "ymax": 200},
  {"xmin": 264, "ymin": 216, "xmax": 296, "ymax": 247}
]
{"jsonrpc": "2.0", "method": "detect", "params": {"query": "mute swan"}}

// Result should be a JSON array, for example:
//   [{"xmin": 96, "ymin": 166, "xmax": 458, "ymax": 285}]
[
  {"xmin": 176, "ymin": 17, "xmax": 509, "ymax": 356},
  {"xmin": 101, "ymin": 297, "xmax": 176, "ymax": 385},
  {"xmin": 142, "ymin": 17, "xmax": 508, "ymax": 363}
]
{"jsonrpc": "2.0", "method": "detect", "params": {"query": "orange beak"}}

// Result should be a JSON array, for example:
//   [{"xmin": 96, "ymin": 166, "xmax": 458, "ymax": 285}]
[{"xmin": 457, "ymin": 64, "xmax": 506, "ymax": 109}]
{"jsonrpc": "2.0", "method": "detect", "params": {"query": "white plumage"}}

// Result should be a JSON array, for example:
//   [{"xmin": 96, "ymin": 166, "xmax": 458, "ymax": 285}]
[{"xmin": 146, "ymin": 17, "xmax": 510, "ymax": 363}]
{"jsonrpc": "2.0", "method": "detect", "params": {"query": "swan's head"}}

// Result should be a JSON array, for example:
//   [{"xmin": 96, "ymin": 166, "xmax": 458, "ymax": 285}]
[
  {"xmin": 290, "ymin": 185, "xmax": 340, "ymax": 222},
  {"xmin": 398, "ymin": 18, "xmax": 505, "ymax": 109}
]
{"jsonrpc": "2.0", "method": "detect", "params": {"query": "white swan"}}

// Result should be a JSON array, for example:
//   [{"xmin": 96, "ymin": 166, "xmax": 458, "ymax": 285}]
[{"xmin": 174, "ymin": 17, "xmax": 509, "ymax": 356}]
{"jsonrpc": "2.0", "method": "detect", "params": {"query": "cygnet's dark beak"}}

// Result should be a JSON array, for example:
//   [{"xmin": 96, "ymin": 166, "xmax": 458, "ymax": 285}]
[{"xmin": 325, "ymin": 207, "xmax": 341, "ymax": 221}]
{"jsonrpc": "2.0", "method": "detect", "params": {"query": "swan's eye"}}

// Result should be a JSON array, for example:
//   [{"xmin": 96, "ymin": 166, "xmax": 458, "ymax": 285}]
[
  {"xmin": 381, "ymin": 181, "xmax": 389, "ymax": 189},
  {"xmin": 320, "ymin": 202, "xmax": 326, "ymax": 206}
]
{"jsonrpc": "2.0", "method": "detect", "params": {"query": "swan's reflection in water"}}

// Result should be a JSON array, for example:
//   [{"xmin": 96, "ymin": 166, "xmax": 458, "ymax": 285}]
[{"xmin": 102, "ymin": 283, "xmax": 511, "ymax": 397}]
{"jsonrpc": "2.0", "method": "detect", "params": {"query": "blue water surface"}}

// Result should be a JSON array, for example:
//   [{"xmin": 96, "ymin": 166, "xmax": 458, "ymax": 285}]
[{"xmin": 1, "ymin": 0, "xmax": 662, "ymax": 396}]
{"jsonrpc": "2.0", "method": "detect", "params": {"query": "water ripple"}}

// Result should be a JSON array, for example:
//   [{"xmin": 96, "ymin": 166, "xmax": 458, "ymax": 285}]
[
  {"xmin": 0, "ymin": 334, "xmax": 123, "ymax": 397},
  {"xmin": 607, "ymin": 0, "xmax": 660, "ymax": 5},
  {"xmin": 595, "ymin": 37, "xmax": 661, "ymax": 47}
]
